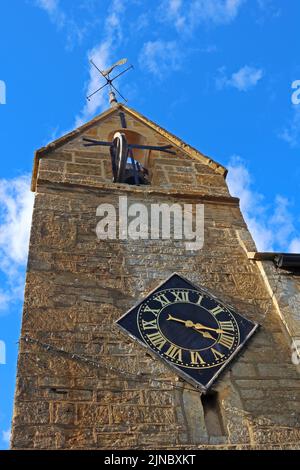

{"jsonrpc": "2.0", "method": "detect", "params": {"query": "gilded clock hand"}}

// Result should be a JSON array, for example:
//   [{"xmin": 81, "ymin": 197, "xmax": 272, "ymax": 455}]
[
  {"xmin": 193, "ymin": 322, "xmax": 225, "ymax": 334},
  {"xmin": 167, "ymin": 314, "xmax": 224, "ymax": 333},
  {"xmin": 192, "ymin": 328, "xmax": 215, "ymax": 340},
  {"xmin": 166, "ymin": 315, "xmax": 187, "ymax": 326},
  {"xmin": 166, "ymin": 315, "xmax": 215, "ymax": 340}
]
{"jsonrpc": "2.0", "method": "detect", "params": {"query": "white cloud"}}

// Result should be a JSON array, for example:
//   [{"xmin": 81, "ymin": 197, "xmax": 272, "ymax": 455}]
[
  {"xmin": 290, "ymin": 238, "xmax": 300, "ymax": 253},
  {"xmin": 256, "ymin": 0, "xmax": 281, "ymax": 18},
  {"xmin": 159, "ymin": 0, "xmax": 245, "ymax": 32},
  {"xmin": 34, "ymin": 0, "xmax": 95, "ymax": 48},
  {"xmin": 75, "ymin": 0, "xmax": 126, "ymax": 127},
  {"xmin": 76, "ymin": 41, "xmax": 112, "ymax": 127},
  {"xmin": 0, "ymin": 175, "xmax": 34, "ymax": 312},
  {"xmin": 139, "ymin": 40, "xmax": 181, "ymax": 79},
  {"xmin": 36, "ymin": 0, "xmax": 57, "ymax": 10},
  {"xmin": 227, "ymin": 156, "xmax": 299, "ymax": 252},
  {"xmin": 217, "ymin": 65, "xmax": 264, "ymax": 91},
  {"xmin": 0, "ymin": 176, "xmax": 34, "ymax": 264},
  {"xmin": 229, "ymin": 66, "xmax": 264, "ymax": 91},
  {"xmin": 35, "ymin": 0, "xmax": 65, "ymax": 29},
  {"xmin": 279, "ymin": 105, "xmax": 300, "ymax": 148},
  {"xmin": 1, "ymin": 428, "xmax": 11, "ymax": 444},
  {"xmin": 0, "ymin": 291, "xmax": 10, "ymax": 312},
  {"xmin": 36, "ymin": 0, "xmax": 58, "ymax": 13}
]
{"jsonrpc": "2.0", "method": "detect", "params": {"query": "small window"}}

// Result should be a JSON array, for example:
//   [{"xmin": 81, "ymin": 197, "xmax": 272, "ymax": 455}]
[{"xmin": 201, "ymin": 391, "xmax": 225, "ymax": 437}]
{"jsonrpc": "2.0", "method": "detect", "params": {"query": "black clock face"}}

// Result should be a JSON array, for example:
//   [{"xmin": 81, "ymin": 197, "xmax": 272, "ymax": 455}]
[{"xmin": 116, "ymin": 274, "xmax": 258, "ymax": 390}]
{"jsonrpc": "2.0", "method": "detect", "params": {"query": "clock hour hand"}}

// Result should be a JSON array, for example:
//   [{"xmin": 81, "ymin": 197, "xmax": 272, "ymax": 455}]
[
  {"xmin": 193, "ymin": 322, "xmax": 225, "ymax": 334},
  {"xmin": 193, "ymin": 328, "xmax": 215, "ymax": 340},
  {"xmin": 167, "ymin": 315, "xmax": 215, "ymax": 340}
]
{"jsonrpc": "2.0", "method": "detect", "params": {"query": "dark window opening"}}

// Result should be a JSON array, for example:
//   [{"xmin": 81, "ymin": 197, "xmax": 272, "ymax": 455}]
[
  {"xmin": 123, "ymin": 159, "xmax": 150, "ymax": 185},
  {"xmin": 274, "ymin": 254, "xmax": 300, "ymax": 275},
  {"xmin": 201, "ymin": 391, "xmax": 225, "ymax": 437},
  {"xmin": 108, "ymin": 129, "xmax": 151, "ymax": 186}
]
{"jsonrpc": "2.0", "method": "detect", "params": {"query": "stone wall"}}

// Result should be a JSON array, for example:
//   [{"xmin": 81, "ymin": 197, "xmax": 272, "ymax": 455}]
[
  {"xmin": 11, "ymin": 107, "xmax": 300, "ymax": 449},
  {"xmin": 255, "ymin": 260, "xmax": 300, "ymax": 372}
]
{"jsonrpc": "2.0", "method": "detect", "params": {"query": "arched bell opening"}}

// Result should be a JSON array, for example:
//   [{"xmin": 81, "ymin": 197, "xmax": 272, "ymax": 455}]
[
  {"xmin": 108, "ymin": 129, "xmax": 151, "ymax": 185},
  {"xmin": 82, "ymin": 129, "xmax": 175, "ymax": 186},
  {"xmin": 108, "ymin": 130, "xmax": 148, "ymax": 166}
]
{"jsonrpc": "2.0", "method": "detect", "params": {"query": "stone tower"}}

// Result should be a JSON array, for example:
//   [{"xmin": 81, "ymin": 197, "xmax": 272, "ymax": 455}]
[{"xmin": 11, "ymin": 104, "xmax": 300, "ymax": 449}]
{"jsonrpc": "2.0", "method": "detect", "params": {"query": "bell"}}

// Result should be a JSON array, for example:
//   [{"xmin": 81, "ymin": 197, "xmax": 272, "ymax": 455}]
[{"xmin": 110, "ymin": 130, "xmax": 150, "ymax": 185}]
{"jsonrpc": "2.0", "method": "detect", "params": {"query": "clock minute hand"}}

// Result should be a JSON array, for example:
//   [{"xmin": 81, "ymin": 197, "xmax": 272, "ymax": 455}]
[
  {"xmin": 167, "ymin": 315, "xmax": 224, "ymax": 334},
  {"xmin": 166, "ymin": 314, "xmax": 187, "ymax": 325}
]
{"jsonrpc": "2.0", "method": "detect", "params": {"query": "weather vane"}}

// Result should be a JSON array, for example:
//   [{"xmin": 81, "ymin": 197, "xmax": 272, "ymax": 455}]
[
  {"xmin": 87, "ymin": 57, "xmax": 133, "ymax": 103},
  {"xmin": 83, "ymin": 56, "xmax": 175, "ymax": 186}
]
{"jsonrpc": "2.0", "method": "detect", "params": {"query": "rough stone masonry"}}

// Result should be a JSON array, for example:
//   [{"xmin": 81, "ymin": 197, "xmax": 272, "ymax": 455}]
[{"xmin": 11, "ymin": 104, "xmax": 300, "ymax": 449}]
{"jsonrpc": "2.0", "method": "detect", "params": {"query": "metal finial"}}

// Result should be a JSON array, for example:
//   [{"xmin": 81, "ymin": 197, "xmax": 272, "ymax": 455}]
[{"xmin": 109, "ymin": 91, "xmax": 118, "ymax": 107}]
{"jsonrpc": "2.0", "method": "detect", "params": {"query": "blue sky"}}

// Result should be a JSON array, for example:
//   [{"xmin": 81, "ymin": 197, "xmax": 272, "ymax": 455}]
[{"xmin": 0, "ymin": 0, "xmax": 300, "ymax": 449}]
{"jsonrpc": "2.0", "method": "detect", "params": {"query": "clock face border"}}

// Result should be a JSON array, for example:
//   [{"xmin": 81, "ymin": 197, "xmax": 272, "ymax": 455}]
[{"xmin": 116, "ymin": 272, "xmax": 259, "ymax": 391}]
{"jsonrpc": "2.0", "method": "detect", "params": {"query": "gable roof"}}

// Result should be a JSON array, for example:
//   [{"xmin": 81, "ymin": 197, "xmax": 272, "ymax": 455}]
[{"xmin": 31, "ymin": 103, "xmax": 227, "ymax": 191}]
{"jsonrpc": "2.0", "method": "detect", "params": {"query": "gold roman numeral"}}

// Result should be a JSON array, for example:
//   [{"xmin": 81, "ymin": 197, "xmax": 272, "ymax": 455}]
[
  {"xmin": 219, "ymin": 320, "xmax": 235, "ymax": 332},
  {"xmin": 171, "ymin": 290, "xmax": 190, "ymax": 303},
  {"xmin": 165, "ymin": 344, "xmax": 182, "ymax": 362},
  {"xmin": 153, "ymin": 293, "xmax": 172, "ymax": 307},
  {"xmin": 141, "ymin": 319, "xmax": 157, "ymax": 330},
  {"xmin": 218, "ymin": 333, "xmax": 234, "ymax": 350},
  {"xmin": 209, "ymin": 305, "xmax": 224, "ymax": 316},
  {"xmin": 146, "ymin": 332, "xmax": 166, "ymax": 350},
  {"xmin": 195, "ymin": 293, "xmax": 204, "ymax": 305},
  {"xmin": 143, "ymin": 305, "xmax": 160, "ymax": 317},
  {"xmin": 211, "ymin": 348, "xmax": 225, "ymax": 360},
  {"xmin": 190, "ymin": 351, "xmax": 205, "ymax": 365}
]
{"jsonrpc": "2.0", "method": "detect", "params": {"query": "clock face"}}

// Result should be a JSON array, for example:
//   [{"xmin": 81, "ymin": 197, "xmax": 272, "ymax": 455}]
[{"xmin": 116, "ymin": 273, "xmax": 258, "ymax": 390}]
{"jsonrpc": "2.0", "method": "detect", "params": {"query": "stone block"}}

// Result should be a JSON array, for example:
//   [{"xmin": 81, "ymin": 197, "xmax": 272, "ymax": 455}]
[
  {"xmin": 111, "ymin": 405, "xmax": 175, "ymax": 425},
  {"xmin": 14, "ymin": 401, "xmax": 50, "ymax": 425},
  {"xmin": 76, "ymin": 404, "xmax": 109, "ymax": 426},
  {"xmin": 53, "ymin": 402, "xmax": 76, "ymax": 425}
]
